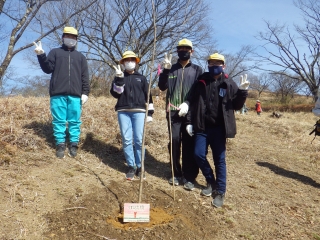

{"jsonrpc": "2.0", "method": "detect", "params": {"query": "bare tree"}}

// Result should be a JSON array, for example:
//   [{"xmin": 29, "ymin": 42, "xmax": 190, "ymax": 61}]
[
  {"xmin": 271, "ymin": 73, "xmax": 303, "ymax": 103},
  {"xmin": 11, "ymin": 75, "xmax": 50, "ymax": 97},
  {"xmin": 224, "ymin": 45, "xmax": 258, "ymax": 78},
  {"xmin": 88, "ymin": 61, "xmax": 114, "ymax": 96},
  {"xmin": 250, "ymin": 72, "xmax": 274, "ymax": 98},
  {"xmin": 0, "ymin": 0, "xmax": 98, "ymax": 87},
  {"xmin": 256, "ymin": 0, "xmax": 320, "ymax": 100},
  {"xmin": 78, "ymin": 0, "xmax": 212, "ymax": 76},
  {"xmin": 300, "ymin": 82, "xmax": 312, "ymax": 98}
]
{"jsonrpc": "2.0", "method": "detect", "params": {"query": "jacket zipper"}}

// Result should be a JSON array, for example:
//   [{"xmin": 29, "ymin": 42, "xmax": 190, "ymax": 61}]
[
  {"xmin": 179, "ymin": 66, "xmax": 185, "ymax": 104},
  {"xmin": 68, "ymin": 51, "xmax": 71, "ymax": 94},
  {"xmin": 129, "ymin": 75, "xmax": 133, "ymax": 107}
]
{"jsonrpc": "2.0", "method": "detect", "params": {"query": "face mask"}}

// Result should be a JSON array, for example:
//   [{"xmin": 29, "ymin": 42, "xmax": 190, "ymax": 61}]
[
  {"xmin": 178, "ymin": 50, "xmax": 191, "ymax": 61},
  {"xmin": 208, "ymin": 65, "xmax": 223, "ymax": 76},
  {"xmin": 124, "ymin": 61, "xmax": 136, "ymax": 71},
  {"xmin": 63, "ymin": 38, "xmax": 77, "ymax": 48}
]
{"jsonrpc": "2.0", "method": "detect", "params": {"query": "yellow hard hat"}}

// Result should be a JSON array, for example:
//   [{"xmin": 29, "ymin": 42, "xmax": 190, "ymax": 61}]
[
  {"xmin": 119, "ymin": 51, "xmax": 140, "ymax": 64},
  {"xmin": 63, "ymin": 27, "xmax": 78, "ymax": 36},
  {"xmin": 177, "ymin": 38, "xmax": 193, "ymax": 49},
  {"xmin": 207, "ymin": 53, "xmax": 225, "ymax": 64}
]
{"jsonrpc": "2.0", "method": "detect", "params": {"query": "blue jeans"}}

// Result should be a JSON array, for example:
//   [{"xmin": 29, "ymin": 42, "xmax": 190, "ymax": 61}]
[
  {"xmin": 118, "ymin": 111, "xmax": 145, "ymax": 168},
  {"xmin": 194, "ymin": 126, "xmax": 227, "ymax": 193},
  {"xmin": 50, "ymin": 95, "xmax": 82, "ymax": 145}
]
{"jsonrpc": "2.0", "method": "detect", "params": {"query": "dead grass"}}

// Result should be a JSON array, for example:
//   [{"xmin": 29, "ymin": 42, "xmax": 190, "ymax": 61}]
[{"xmin": 0, "ymin": 95, "xmax": 319, "ymax": 239}]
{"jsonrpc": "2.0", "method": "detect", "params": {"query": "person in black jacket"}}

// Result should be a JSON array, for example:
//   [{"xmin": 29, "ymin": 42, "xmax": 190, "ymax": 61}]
[
  {"xmin": 110, "ymin": 51, "xmax": 154, "ymax": 180},
  {"xmin": 33, "ymin": 26, "xmax": 90, "ymax": 159},
  {"xmin": 185, "ymin": 53, "xmax": 250, "ymax": 208},
  {"xmin": 158, "ymin": 39, "xmax": 203, "ymax": 190}
]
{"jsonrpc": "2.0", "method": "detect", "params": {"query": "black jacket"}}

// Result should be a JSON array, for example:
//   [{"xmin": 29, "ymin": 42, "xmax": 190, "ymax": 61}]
[
  {"xmin": 110, "ymin": 71, "xmax": 153, "ymax": 116},
  {"xmin": 37, "ymin": 45, "xmax": 90, "ymax": 97},
  {"xmin": 186, "ymin": 72, "xmax": 247, "ymax": 138},
  {"xmin": 158, "ymin": 61, "xmax": 203, "ymax": 110}
]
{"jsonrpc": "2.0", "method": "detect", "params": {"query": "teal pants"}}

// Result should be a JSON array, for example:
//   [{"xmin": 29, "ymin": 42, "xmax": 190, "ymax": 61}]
[{"xmin": 50, "ymin": 95, "xmax": 82, "ymax": 145}]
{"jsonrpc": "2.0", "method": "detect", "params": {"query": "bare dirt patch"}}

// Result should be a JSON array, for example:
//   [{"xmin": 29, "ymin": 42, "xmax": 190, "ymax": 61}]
[{"xmin": 0, "ymin": 96, "xmax": 320, "ymax": 240}]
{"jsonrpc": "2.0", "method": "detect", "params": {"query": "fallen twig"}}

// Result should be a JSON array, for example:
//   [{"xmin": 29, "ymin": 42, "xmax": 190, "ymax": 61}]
[
  {"xmin": 86, "ymin": 231, "xmax": 117, "ymax": 240},
  {"xmin": 64, "ymin": 207, "xmax": 87, "ymax": 210}
]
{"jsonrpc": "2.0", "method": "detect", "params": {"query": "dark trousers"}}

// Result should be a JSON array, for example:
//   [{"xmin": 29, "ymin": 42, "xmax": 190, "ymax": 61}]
[
  {"xmin": 194, "ymin": 126, "xmax": 227, "ymax": 193},
  {"xmin": 167, "ymin": 111, "xmax": 199, "ymax": 182}
]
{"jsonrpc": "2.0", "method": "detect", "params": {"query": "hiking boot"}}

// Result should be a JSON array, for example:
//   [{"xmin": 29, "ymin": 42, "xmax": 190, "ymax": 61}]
[
  {"xmin": 136, "ymin": 167, "xmax": 146, "ymax": 180},
  {"xmin": 212, "ymin": 191, "xmax": 225, "ymax": 208},
  {"xmin": 183, "ymin": 181, "xmax": 195, "ymax": 191},
  {"xmin": 68, "ymin": 144, "xmax": 78, "ymax": 158},
  {"xmin": 168, "ymin": 177, "xmax": 180, "ymax": 186},
  {"xmin": 56, "ymin": 143, "xmax": 66, "ymax": 159},
  {"xmin": 126, "ymin": 167, "xmax": 136, "ymax": 180},
  {"xmin": 201, "ymin": 182, "xmax": 213, "ymax": 197}
]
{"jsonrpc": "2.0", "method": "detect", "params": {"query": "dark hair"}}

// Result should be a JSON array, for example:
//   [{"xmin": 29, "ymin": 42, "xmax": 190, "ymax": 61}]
[
  {"xmin": 62, "ymin": 33, "xmax": 78, "ymax": 39},
  {"xmin": 177, "ymin": 46, "xmax": 192, "ymax": 50}
]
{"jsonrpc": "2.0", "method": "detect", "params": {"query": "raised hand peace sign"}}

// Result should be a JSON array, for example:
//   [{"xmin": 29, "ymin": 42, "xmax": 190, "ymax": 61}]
[
  {"xmin": 163, "ymin": 53, "xmax": 172, "ymax": 69},
  {"xmin": 33, "ymin": 41, "xmax": 44, "ymax": 55},
  {"xmin": 239, "ymin": 74, "xmax": 250, "ymax": 90},
  {"xmin": 112, "ymin": 64, "xmax": 124, "ymax": 78}
]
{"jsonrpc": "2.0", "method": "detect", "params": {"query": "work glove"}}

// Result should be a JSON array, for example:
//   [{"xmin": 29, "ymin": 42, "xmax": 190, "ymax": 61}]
[
  {"xmin": 81, "ymin": 94, "xmax": 88, "ymax": 105},
  {"xmin": 162, "ymin": 53, "xmax": 172, "ymax": 69},
  {"xmin": 312, "ymin": 87, "xmax": 320, "ymax": 116},
  {"xmin": 146, "ymin": 116, "xmax": 153, "ymax": 122},
  {"xmin": 178, "ymin": 102, "xmax": 189, "ymax": 117},
  {"xmin": 112, "ymin": 64, "xmax": 124, "ymax": 78},
  {"xmin": 113, "ymin": 83, "xmax": 125, "ymax": 94},
  {"xmin": 186, "ymin": 125, "xmax": 194, "ymax": 137},
  {"xmin": 148, "ymin": 103, "xmax": 154, "ymax": 113},
  {"xmin": 33, "ymin": 41, "xmax": 44, "ymax": 55},
  {"xmin": 239, "ymin": 74, "xmax": 250, "ymax": 90}
]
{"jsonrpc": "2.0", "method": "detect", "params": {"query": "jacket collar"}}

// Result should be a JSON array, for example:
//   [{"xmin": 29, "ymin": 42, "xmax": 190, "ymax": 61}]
[
  {"xmin": 176, "ymin": 59, "xmax": 192, "ymax": 68},
  {"xmin": 124, "ymin": 71, "xmax": 141, "ymax": 76},
  {"xmin": 62, "ymin": 44, "xmax": 75, "ymax": 51}
]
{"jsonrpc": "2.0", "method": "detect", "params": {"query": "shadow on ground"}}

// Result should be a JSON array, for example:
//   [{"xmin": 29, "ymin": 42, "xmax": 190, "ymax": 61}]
[
  {"xmin": 23, "ymin": 120, "xmax": 56, "ymax": 148},
  {"xmin": 256, "ymin": 161, "xmax": 320, "ymax": 189},
  {"xmin": 81, "ymin": 132, "xmax": 171, "ymax": 180}
]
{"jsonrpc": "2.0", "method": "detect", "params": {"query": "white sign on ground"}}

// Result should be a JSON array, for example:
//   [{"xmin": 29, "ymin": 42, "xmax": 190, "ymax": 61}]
[{"xmin": 123, "ymin": 203, "xmax": 150, "ymax": 222}]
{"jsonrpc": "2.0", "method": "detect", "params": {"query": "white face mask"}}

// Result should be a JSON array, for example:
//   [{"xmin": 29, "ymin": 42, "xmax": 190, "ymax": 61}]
[
  {"xmin": 124, "ymin": 61, "xmax": 136, "ymax": 71},
  {"xmin": 63, "ymin": 38, "xmax": 77, "ymax": 48}
]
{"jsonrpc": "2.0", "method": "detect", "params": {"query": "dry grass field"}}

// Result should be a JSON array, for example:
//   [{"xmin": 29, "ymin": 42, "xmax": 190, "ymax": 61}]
[{"xmin": 0, "ymin": 95, "xmax": 319, "ymax": 240}]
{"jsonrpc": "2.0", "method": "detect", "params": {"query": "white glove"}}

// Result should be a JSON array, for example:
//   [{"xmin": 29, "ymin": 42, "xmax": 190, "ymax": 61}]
[
  {"xmin": 81, "ymin": 94, "xmax": 88, "ymax": 105},
  {"xmin": 178, "ymin": 102, "xmax": 189, "ymax": 117},
  {"xmin": 163, "ymin": 53, "xmax": 172, "ymax": 69},
  {"xmin": 148, "ymin": 103, "xmax": 154, "ymax": 111},
  {"xmin": 239, "ymin": 74, "xmax": 250, "ymax": 90},
  {"xmin": 146, "ymin": 116, "xmax": 153, "ymax": 122},
  {"xmin": 33, "ymin": 41, "xmax": 44, "ymax": 55},
  {"xmin": 113, "ymin": 83, "xmax": 125, "ymax": 94},
  {"xmin": 186, "ymin": 125, "xmax": 194, "ymax": 136},
  {"xmin": 112, "ymin": 64, "xmax": 124, "ymax": 78}
]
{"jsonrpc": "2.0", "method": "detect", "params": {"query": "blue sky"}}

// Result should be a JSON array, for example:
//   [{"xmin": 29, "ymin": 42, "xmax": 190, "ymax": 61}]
[
  {"xmin": 209, "ymin": 0, "xmax": 304, "ymax": 54},
  {"xmin": 10, "ymin": 0, "xmax": 305, "ymax": 81}
]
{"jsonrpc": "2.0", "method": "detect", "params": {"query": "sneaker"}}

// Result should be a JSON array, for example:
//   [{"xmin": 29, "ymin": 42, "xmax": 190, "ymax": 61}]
[
  {"xmin": 168, "ymin": 177, "xmax": 180, "ymax": 186},
  {"xmin": 212, "ymin": 191, "xmax": 225, "ymax": 208},
  {"xmin": 136, "ymin": 168, "xmax": 146, "ymax": 180},
  {"xmin": 183, "ymin": 181, "xmax": 195, "ymax": 191},
  {"xmin": 68, "ymin": 144, "xmax": 78, "ymax": 158},
  {"xmin": 56, "ymin": 143, "xmax": 66, "ymax": 158},
  {"xmin": 126, "ymin": 167, "xmax": 136, "ymax": 180},
  {"xmin": 201, "ymin": 183, "xmax": 213, "ymax": 197}
]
